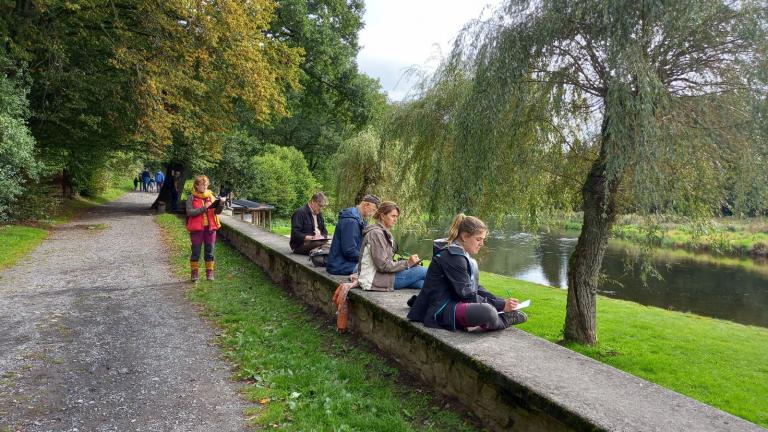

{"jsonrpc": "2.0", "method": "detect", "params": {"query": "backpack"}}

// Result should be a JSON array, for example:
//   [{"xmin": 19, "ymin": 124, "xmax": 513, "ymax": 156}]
[{"xmin": 309, "ymin": 244, "xmax": 331, "ymax": 267}]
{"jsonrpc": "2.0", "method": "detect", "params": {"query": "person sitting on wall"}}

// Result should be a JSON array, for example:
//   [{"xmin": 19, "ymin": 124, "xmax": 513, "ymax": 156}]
[
  {"xmin": 358, "ymin": 201, "xmax": 426, "ymax": 291},
  {"xmin": 407, "ymin": 214, "xmax": 527, "ymax": 331},
  {"xmin": 290, "ymin": 192, "xmax": 329, "ymax": 255},
  {"xmin": 326, "ymin": 194, "xmax": 380, "ymax": 275}
]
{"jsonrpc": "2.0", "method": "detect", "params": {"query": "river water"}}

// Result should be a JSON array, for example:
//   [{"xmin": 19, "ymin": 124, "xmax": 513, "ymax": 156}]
[{"xmin": 396, "ymin": 229, "xmax": 768, "ymax": 328}]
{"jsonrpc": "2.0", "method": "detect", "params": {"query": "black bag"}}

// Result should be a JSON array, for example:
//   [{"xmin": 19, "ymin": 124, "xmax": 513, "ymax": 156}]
[{"xmin": 309, "ymin": 244, "xmax": 331, "ymax": 267}]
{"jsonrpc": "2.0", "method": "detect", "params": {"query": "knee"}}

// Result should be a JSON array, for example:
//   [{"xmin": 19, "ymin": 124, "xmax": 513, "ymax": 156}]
[{"xmin": 477, "ymin": 303, "xmax": 498, "ymax": 322}]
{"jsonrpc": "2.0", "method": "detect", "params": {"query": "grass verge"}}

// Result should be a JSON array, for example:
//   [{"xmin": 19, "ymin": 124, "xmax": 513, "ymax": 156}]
[
  {"xmin": 1, "ymin": 225, "xmax": 48, "ymax": 270},
  {"xmin": 549, "ymin": 213, "xmax": 768, "ymax": 258},
  {"xmin": 48, "ymin": 182, "xmax": 133, "ymax": 225},
  {"xmin": 481, "ymin": 273, "xmax": 768, "ymax": 427},
  {"xmin": 155, "ymin": 214, "xmax": 478, "ymax": 432}
]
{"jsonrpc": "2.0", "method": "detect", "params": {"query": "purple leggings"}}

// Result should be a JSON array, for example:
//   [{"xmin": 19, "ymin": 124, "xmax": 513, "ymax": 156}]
[{"xmin": 190, "ymin": 228, "xmax": 216, "ymax": 262}]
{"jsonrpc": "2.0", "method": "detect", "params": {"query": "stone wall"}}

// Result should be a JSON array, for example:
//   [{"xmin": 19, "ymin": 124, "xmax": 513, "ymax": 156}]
[{"xmin": 218, "ymin": 216, "xmax": 764, "ymax": 432}]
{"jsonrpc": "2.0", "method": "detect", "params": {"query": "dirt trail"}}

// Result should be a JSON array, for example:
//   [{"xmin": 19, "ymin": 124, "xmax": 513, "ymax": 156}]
[{"xmin": 0, "ymin": 192, "xmax": 247, "ymax": 432}]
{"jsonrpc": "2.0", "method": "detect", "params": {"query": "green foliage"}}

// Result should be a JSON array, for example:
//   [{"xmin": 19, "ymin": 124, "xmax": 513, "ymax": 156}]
[
  {"xmin": 385, "ymin": 0, "xmax": 768, "ymax": 343},
  {"xmin": 246, "ymin": 145, "xmax": 318, "ymax": 216},
  {"xmin": 156, "ymin": 213, "xmax": 478, "ymax": 431},
  {"xmin": 0, "ymin": 49, "xmax": 42, "ymax": 220},
  {"xmin": 2, "ymin": 0, "xmax": 303, "ymax": 199},
  {"xmin": 252, "ymin": 0, "xmax": 388, "ymax": 169},
  {"xmin": 387, "ymin": 0, "xmax": 768, "ymax": 220},
  {"xmin": 332, "ymin": 129, "xmax": 381, "ymax": 207},
  {"xmin": 208, "ymin": 130, "xmax": 265, "ymax": 195}
]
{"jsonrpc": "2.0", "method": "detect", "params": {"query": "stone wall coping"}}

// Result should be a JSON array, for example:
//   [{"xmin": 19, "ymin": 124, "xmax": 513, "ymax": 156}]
[{"xmin": 220, "ymin": 215, "xmax": 764, "ymax": 432}]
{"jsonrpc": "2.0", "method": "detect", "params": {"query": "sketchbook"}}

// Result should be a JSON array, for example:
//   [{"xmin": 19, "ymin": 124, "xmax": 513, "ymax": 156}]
[{"xmin": 498, "ymin": 299, "xmax": 531, "ymax": 314}]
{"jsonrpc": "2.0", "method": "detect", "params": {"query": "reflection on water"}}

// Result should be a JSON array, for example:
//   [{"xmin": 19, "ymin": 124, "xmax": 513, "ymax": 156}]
[{"xmin": 396, "ymin": 229, "xmax": 768, "ymax": 328}]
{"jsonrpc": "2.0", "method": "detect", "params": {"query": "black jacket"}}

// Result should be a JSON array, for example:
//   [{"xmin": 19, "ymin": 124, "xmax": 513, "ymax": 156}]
[
  {"xmin": 407, "ymin": 240, "xmax": 505, "ymax": 330},
  {"xmin": 289, "ymin": 204, "xmax": 327, "ymax": 250}
]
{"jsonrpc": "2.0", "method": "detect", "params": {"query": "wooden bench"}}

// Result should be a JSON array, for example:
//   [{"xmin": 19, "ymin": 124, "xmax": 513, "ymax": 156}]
[{"xmin": 231, "ymin": 199, "xmax": 274, "ymax": 229}]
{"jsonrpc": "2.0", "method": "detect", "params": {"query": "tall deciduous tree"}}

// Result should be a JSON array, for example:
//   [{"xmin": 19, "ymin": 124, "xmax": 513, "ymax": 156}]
[
  {"xmin": 2, "ymin": 0, "xmax": 302, "ymax": 201},
  {"xmin": 388, "ymin": 0, "xmax": 767, "ymax": 344},
  {"xmin": 252, "ymin": 0, "xmax": 387, "ymax": 169}
]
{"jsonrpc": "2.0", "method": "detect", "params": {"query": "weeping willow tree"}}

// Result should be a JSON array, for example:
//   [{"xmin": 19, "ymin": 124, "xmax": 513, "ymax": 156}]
[{"xmin": 387, "ymin": 0, "xmax": 768, "ymax": 344}]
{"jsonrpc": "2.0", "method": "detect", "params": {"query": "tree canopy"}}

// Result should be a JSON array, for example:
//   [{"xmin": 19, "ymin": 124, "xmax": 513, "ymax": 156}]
[
  {"xmin": 386, "ymin": 0, "xmax": 768, "ymax": 344},
  {"xmin": 2, "ymin": 0, "xmax": 303, "ymax": 195},
  {"xmin": 251, "ymin": 0, "xmax": 387, "ymax": 170}
]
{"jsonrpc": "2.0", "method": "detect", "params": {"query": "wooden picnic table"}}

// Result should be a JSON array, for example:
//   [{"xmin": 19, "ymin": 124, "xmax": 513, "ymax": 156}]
[{"xmin": 231, "ymin": 199, "xmax": 274, "ymax": 229}]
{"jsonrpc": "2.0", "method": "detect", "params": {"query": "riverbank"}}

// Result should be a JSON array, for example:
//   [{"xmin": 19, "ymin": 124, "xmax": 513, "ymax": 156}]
[
  {"xmin": 156, "ymin": 214, "xmax": 479, "ymax": 431},
  {"xmin": 481, "ymin": 273, "xmax": 767, "ymax": 428},
  {"xmin": 2, "ymin": 183, "xmax": 133, "ymax": 271},
  {"xmin": 554, "ymin": 213, "xmax": 768, "ymax": 258}
]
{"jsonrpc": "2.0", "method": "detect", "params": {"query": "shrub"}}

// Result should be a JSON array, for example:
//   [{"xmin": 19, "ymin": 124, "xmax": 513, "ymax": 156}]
[
  {"xmin": 245, "ymin": 145, "xmax": 318, "ymax": 216},
  {"xmin": 0, "ymin": 54, "xmax": 42, "ymax": 220}
]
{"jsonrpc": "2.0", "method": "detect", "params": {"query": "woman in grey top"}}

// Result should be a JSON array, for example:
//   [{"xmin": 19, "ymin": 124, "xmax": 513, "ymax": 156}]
[{"xmin": 357, "ymin": 201, "xmax": 426, "ymax": 291}]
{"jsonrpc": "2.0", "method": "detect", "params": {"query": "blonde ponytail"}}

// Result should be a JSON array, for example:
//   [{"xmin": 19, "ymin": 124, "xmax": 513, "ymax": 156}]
[
  {"xmin": 447, "ymin": 213, "xmax": 466, "ymax": 242},
  {"xmin": 447, "ymin": 213, "xmax": 487, "ymax": 243}
]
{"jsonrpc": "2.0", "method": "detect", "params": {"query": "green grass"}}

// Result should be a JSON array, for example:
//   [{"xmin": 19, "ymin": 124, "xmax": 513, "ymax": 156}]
[
  {"xmin": 271, "ymin": 217, "xmax": 336, "ymax": 237},
  {"xmin": 481, "ymin": 273, "xmax": 768, "ymax": 427},
  {"xmin": 155, "ymin": 214, "xmax": 478, "ymax": 432},
  {"xmin": 1, "ymin": 225, "xmax": 48, "ymax": 270}
]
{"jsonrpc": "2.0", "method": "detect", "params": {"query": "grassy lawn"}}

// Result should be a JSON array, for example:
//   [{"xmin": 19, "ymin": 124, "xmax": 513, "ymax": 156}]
[
  {"xmin": 481, "ymin": 273, "xmax": 768, "ymax": 428},
  {"xmin": 271, "ymin": 217, "xmax": 336, "ymax": 237},
  {"xmin": 4, "ymin": 182, "xmax": 133, "ymax": 271},
  {"xmin": 155, "ymin": 214, "xmax": 477, "ymax": 431}
]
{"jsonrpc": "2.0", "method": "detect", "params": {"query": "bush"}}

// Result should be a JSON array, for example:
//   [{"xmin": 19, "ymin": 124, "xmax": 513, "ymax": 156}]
[
  {"xmin": 245, "ymin": 145, "xmax": 318, "ymax": 216},
  {"xmin": 0, "ymin": 54, "xmax": 42, "ymax": 220}
]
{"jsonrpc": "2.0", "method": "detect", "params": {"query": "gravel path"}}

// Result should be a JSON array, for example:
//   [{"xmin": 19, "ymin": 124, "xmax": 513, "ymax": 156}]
[{"xmin": 0, "ymin": 192, "xmax": 248, "ymax": 432}]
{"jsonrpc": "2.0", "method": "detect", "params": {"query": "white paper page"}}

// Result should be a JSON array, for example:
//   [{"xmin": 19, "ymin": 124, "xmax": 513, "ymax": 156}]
[
  {"xmin": 514, "ymin": 299, "xmax": 531, "ymax": 310},
  {"xmin": 498, "ymin": 299, "xmax": 531, "ymax": 314}
]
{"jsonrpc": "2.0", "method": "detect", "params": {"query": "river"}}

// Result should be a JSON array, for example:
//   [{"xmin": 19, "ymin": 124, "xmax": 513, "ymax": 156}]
[{"xmin": 396, "ymin": 229, "xmax": 768, "ymax": 328}]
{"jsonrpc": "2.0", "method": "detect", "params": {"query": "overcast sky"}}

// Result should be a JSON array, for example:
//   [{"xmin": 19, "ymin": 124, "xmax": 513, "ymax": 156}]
[{"xmin": 357, "ymin": 0, "xmax": 503, "ymax": 101}]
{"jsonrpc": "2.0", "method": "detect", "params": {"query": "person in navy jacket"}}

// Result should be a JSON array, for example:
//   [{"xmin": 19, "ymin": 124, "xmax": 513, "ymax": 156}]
[
  {"xmin": 326, "ymin": 194, "xmax": 380, "ymax": 275},
  {"xmin": 407, "ymin": 214, "xmax": 527, "ymax": 331}
]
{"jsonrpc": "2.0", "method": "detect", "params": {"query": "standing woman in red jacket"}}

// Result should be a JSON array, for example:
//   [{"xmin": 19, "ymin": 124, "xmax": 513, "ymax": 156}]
[{"xmin": 186, "ymin": 175, "xmax": 222, "ymax": 282}]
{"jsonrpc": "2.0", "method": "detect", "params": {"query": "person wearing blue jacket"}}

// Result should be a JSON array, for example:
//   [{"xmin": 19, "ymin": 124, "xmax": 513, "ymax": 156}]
[{"xmin": 326, "ymin": 194, "xmax": 380, "ymax": 275}]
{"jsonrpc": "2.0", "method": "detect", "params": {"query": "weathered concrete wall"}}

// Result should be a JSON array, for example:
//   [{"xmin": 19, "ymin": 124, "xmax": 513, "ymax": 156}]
[{"xmin": 219, "ymin": 216, "xmax": 765, "ymax": 432}]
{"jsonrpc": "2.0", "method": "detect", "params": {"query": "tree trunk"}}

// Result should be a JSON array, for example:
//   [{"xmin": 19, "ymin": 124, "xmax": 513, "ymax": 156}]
[
  {"xmin": 61, "ymin": 168, "xmax": 74, "ymax": 199},
  {"xmin": 151, "ymin": 163, "xmax": 186, "ymax": 211},
  {"xmin": 354, "ymin": 168, "xmax": 379, "ymax": 204},
  {"xmin": 565, "ymin": 124, "xmax": 622, "ymax": 345}
]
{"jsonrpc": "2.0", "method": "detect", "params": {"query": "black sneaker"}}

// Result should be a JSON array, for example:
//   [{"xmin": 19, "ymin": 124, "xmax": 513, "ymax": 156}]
[
  {"xmin": 406, "ymin": 295, "xmax": 418, "ymax": 307},
  {"xmin": 504, "ymin": 310, "xmax": 528, "ymax": 326}
]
